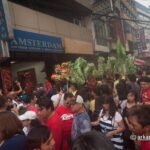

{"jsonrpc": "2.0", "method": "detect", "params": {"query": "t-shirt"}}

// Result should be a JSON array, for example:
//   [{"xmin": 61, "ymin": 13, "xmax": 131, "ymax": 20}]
[
  {"xmin": 99, "ymin": 109, "xmax": 122, "ymax": 129},
  {"xmin": 44, "ymin": 112, "xmax": 63, "ymax": 150},
  {"xmin": 141, "ymin": 88, "xmax": 150, "ymax": 104},
  {"xmin": 56, "ymin": 106, "xmax": 73, "ymax": 137},
  {"xmin": 23, "ymin": 127, "xmax": 30, "ymax": 136},
  {"xmin": 56, "ymin": 106, "xmax": 74, "ymax": 150},
  {"xmin": 141, "ymin": 141, "xmax": 150, "ymax": 150},
  {"xmin": 89, "ymin": 99, "xmax": 95, "ymax": 113},
  {"xmin": 72, "ymin": 111, "xmax": 91, "ymax": 141},
  {"xmin": 120, "ymin": 100, "xmax": 127, "ymax": 114},
  {"xmin": 0, "ymin": 134, "xmax": 27, "ymax": 150},
  {"xmin": 51, "ymin": 94, "xmax": 64, "ymax": 106}
]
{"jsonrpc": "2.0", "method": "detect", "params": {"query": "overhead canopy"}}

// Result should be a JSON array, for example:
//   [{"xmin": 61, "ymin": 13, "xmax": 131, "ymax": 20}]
[{"xmin": 9, "ymin": 0, "xmax": 92, "ymax": 21}]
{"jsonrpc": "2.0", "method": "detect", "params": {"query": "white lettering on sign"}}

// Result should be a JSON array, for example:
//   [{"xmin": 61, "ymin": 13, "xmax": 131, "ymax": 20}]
[
  {"xmin": 61, "ymin": 114, "xmax": 74, "ymax": 121},
  {"xmin": 10, "ymin": 38, "xmax": 63, "ymax": 49}
]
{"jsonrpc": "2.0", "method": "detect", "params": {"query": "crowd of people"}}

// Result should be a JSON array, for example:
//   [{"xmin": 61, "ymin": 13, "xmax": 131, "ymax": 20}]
[{"xmin": 0, "ymin": 72, "xmax": 150, "ymax": 150}]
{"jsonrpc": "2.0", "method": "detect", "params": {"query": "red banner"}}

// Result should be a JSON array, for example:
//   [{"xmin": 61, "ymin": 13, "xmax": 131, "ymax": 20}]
[{"xmin": 1, "ymin": 67, "xmax": 12, "ymax": 95}]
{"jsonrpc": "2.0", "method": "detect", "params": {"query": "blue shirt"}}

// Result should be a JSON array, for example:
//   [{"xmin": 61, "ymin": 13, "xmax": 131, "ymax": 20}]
[
  {"xmin": 71, "ymin": 111, "xmax": 91, "ymax": 140},
  {"xmin": 0, "ymin": 134, "xmax": 27, "ymax": 150}
]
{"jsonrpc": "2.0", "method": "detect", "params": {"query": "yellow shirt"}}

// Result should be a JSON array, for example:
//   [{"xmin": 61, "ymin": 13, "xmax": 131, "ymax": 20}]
[{"xmin": 89, "ymin": 99, "xmax": 95, "ymax": 113}]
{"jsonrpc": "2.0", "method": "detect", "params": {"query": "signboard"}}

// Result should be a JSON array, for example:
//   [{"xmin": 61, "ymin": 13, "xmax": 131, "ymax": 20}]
[
  {"xmin": 9, "ymin": 29, "xmax": 64, "ymax": 53},
  {"xmin": 0, "ymin": 0, "xmax": 13, "ymax": 40},
  {"xmin": 136, "ymin": 28, "xmax": 147, "ymax": 53}
]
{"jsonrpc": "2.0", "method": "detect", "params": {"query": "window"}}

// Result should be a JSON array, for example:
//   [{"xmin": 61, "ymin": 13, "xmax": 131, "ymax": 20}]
[{"xmin": 94, "ymin": 20, "xmax": 107, "ymax": 46}]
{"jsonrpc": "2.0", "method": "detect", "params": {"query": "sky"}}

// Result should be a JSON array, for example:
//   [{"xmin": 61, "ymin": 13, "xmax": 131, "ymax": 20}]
[{"xmin": 135, "ymin": 0, "xmax": 150, "ymax": 7}]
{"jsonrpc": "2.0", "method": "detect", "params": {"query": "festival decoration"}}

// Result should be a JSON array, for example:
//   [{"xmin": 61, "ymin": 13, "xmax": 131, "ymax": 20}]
[{"xmin": 51, "ymin": 41, "xmax": 137, "ymax": 85}]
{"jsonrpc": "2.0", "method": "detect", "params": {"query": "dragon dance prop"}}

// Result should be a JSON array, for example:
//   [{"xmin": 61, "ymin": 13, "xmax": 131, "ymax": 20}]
[{"xmin": 51, "ymin": 42, "xmax": 137, "ymax": 85}]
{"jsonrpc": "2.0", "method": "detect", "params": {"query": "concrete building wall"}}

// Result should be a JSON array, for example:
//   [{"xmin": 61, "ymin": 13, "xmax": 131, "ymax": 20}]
[
  {"xmin": 83, "ymin": 16, "xmax": 109, "ymax": 53},
  {"xmin": 8, "ymin": 2, "xmax": 93, "ymax": 54}
]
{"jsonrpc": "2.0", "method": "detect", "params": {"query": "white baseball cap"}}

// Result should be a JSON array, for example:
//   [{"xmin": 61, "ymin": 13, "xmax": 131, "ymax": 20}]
[
  {"xmin": 70, "ymin": 95, "xmax": 84, "ymax": 105},
  {"xmin": 19, "ymin": 111, "xmax": 37, "ymax": 121}
]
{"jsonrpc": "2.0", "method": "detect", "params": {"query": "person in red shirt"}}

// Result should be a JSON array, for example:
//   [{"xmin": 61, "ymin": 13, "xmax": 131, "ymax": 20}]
[
  {"xmin": 44, "ymin": 77, "xmax": 52, "ymax": 97},
  {"xmin": 56, "ymin": 93, "xmax": 74, "ymax": 150},
  {"xmin": 127, "ymin": 105, "xmax": 150, "ymax": 150},
  {"xmin": 38, "ymin": 98, "xmax": 63, "ymax": 150},
  {"xmin": 140, "ymin": 77, "xmax": 150, "ymax": 104}
]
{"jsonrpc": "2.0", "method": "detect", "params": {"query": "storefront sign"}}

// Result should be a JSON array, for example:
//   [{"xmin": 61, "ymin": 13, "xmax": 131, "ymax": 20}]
[
  {"xmin": 0, "ymin": 0, "xmax": 13, "ymax": 40},
  {"xmin": 9, "ymin": 29, "xmax": 64, "ymax": 52}
]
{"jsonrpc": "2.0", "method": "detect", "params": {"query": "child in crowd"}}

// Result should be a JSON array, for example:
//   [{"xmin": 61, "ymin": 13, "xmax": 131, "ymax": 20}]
[{"xmin": 122, "ymin": 90, "xmax": 138, "ymax": 150}]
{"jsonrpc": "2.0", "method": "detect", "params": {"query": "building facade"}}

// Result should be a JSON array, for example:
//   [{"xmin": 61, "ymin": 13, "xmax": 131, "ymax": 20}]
[
  {"xmin": 135, "ymin": 1, "xmax": 150, "ymax": 53},
  {"xmin": 0, "ymin": 0, "xmax": 94, "ymax": 93},
  {"xmin": 120, "ymin": 0, "xmax": 138, "ymax": 52},
  {"xmin": 85, "ymin": 0, "xmax": 138, "ymax": 54}
]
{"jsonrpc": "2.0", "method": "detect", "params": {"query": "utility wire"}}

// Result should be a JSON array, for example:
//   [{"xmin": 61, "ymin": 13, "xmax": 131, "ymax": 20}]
[
  {"xmin": 92, "ymin": 13, "xmax": 150, "ymax": 30},
  {"xmin": 92, "ymin": 13, "xmax": 150, "ymax": 23}
]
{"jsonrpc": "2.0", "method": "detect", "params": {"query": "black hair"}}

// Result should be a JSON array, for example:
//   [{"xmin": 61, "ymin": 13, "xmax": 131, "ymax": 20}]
[
  {"xmin": 78, "ymin": 86, "xmax": 90, "ymax": 102},
  {"xmin": 0, "ymin": 96, "xmax": 8, "ymax": 109},
  {"xmin": 99, "ymin": 84, "xmax": 111, "ymax": 95},
  {"xmin": 64, "ymin": 92, "xmax": 74, "ymax": 101},
  {"xmin": 30, "ymin": 119, "xmax": 41, "ymax": 128},
  {"xmin": 128, "ymin": 74, "xmax": 136, "ymax": 82},
  {"xmin": 72, "ymin": 131, "xmax": 115, "ymax": 150},
  {"xmin": 18, "ymin": 106, "xmax": 27, "ymax": 115},
  {"xmin": 38, "ymin": 98, "xmax": 54, "ymax": 111},
  {"xmin": 116, "ymin": 79, "xmax": 127, "ymax": 100},
  {"xmin": 127, "ymin": 90, "xmax": 138, "ymax": 102},
  {"xmin": 140, "ymin": 77, "xmax": 150, "ymax": 83},
  {"xmin": 55, "ymin": 83, "xmax": 63, "ymax": 93},
  {"xmin": 70, "ymin": 83, "xmax": 78, "ymax": 90},
  {"xmin": 25, "ymin": 94, "xmax": 36, "ymax": 104},
  {"xmin": 127, "ymin": 105, "xmax": 150, "ymax": 127},
  {"xmin": 115, "ymin": 73, "xmax": 120, "ymax": 80},
  {"xmin": 27, "ymin": 125, "xmax": 50, "ymax": 150},
  {"xmin": 101, "ymin": 95, "xmax": 117, "ymax": 118}
]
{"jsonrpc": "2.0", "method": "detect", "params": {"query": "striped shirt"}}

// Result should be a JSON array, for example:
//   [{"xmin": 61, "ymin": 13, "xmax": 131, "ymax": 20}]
[{"xmin": 99, "ymin": 109, "xmax": 124, "ymax": 150}]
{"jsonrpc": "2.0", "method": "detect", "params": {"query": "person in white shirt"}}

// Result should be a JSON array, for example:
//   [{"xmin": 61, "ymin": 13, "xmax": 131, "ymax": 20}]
[{"xmin": 92, "ymin": 95, "xmax": 125, "ymax": 150}]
